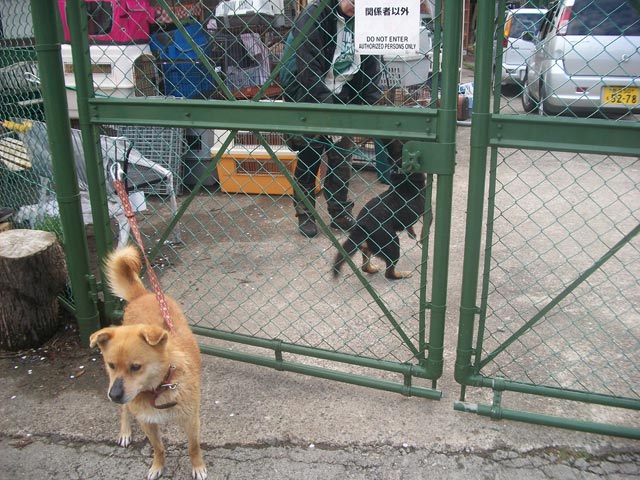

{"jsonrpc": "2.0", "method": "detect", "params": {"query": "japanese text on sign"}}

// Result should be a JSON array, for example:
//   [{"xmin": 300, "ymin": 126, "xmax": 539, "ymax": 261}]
[
  {"xmin": 364, "ymin": 7, "xmax": 410, "ymax": 16},
  {"xmin": 355, "ymin": 0, "xmax": 420, "ymax": 56}
]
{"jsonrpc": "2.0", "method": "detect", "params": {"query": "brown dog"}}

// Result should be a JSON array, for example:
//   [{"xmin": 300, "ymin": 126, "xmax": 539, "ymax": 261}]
[{"xmin": 90, "ymin": 245, "xmax": 207, "ymax": 480}]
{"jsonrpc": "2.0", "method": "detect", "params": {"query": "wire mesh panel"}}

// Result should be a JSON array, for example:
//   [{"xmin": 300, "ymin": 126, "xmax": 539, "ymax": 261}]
[
  {"xmin": 455, "ymin": 0, "xmax": 640, "ymax": 437},
  {"xmin": 496, "ymin": 1, "xmax": 640, "ymax": 120},
  {"xmin": 0, "ymin": 1, "xmax": 48, "ymax": 221},
  {"xmin": 483, "ymin": 149, "xmax": 639, "ymax": 390}
]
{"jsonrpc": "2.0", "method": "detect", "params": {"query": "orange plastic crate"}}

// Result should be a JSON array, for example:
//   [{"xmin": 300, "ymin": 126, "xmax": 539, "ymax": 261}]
[{"xmin": 216, "ymin": 149, "xmax": 298, "ymax": 195}]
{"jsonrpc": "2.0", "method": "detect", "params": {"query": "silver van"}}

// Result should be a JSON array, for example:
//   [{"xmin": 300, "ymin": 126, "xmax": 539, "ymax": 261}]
[
  {"xmin": 522, "ymin": 0, "xmax": 640, "ymax": 116},
  {"xmin": 501, "ymin": 7, "xmax": 547, "ymax": 87}
]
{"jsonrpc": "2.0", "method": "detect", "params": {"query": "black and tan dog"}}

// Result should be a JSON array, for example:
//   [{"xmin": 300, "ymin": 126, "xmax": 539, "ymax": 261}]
[
  {"xmin": 333, "ymin": 171, "xmax": 427, "ymax": 280},
  {"xmin": 90, "ymin": 245, "xmax": 207, "ymax": 480}
]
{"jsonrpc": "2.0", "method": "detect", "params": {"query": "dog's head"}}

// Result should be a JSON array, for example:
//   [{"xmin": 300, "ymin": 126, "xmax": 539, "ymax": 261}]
[{"xmin": 90, "ymin": 325, "xmax": 170, "ymax": 404}]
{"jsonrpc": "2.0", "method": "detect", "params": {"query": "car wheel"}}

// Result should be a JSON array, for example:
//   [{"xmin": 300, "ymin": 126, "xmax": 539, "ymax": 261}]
[
  {"xmin": 521, "ymin": 73, "xmax": 538, "ymax": 113},
  {"xmin": 539, "ymin": 81, "xmax": 563, "ymax": 116}
]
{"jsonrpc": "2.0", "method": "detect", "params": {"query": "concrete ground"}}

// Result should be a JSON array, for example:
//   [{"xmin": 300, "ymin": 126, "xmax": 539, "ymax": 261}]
[{"xmin": 1, "ymin": 340, "xmax": 639, "ymax": 479}]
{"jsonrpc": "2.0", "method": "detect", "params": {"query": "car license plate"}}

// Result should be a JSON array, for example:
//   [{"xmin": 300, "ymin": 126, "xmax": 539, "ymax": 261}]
[{"xmin": 602, "ymin": 86, "xmax": 639, "ymax": 106}]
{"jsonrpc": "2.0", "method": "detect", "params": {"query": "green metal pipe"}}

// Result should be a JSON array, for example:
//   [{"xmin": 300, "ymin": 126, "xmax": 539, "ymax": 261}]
[
  {"xmin": 489, "ymin": 114, "xmax": 640, "ymax": 156},
  {"xmin": 29, "ymin": 0, "xmax": 100, "ymax": 345},
  {"xmin": 459, "ymin": 375, "xmax": 640, "ymax": 411},
  {"xmin": 454, "ymin": 0, "xmax": 495, "ymax": 384},
  {"xmin": 192, "ymin": 326, "xmax": 429, "ymax": 378},
  {"xmin": 65, "ymin": 0, "xmax": 117, "ymax": 321},
  {"xmin": 492, "ymin": 1, "xmax": 507, "ymax": 112},
  {"xmin": 88, "ymin": 98, "xmax": 437, "ymax": 141},
  {"xmin": 418, "ymin": 174, "xmax": 435, "ymax": 357},
  {"xmin": 454, "ymin": 401, "xmax": 640, "ymax": 439},
  {"xmin": 473, "ymin": 147, "xmax": 498, "ymax": 371},
  {"xmin": 199, "ymin": 343, "xmax": 442, "ymax": 401},
  {"xmin": 428, "ymin": 0, "xmax": 443, "ymax": 109},
  {"xmin": 424, "ymin": 0, "xmax": 462, "ymax": 379}
]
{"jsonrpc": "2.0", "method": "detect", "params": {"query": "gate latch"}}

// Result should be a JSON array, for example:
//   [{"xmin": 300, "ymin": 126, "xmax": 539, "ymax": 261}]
[{"xmin": 402, "ymin": 141, "xmax": 456, "ymax": 175}]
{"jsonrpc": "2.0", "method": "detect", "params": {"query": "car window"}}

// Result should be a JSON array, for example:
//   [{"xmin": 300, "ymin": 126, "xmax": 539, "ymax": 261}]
[
  {"xmin": 539, "ymin": 6, "xmax": 558, "ymax": 40},
  {"xmin": 567, "ymin": 0, "xmax": 640, "ymax": 36},
  {"xmin": 509, "ymin": 13, "xmax": 545, "ymax": 38}
]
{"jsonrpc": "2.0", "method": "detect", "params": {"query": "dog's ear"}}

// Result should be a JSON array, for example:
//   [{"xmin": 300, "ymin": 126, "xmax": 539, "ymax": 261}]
[
  {"xmin": 89, "ymin": 328, "xmax": 115, "ymax": 349},
  {"xmin": 140, "ymin": 325, "xmax": 169, "ymax": 347}
]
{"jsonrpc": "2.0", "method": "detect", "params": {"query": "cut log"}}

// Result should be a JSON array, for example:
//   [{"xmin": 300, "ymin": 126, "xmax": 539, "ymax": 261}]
[{"xmin": 0, "ymin": 229, "xmax": 67, "ymax": 351}]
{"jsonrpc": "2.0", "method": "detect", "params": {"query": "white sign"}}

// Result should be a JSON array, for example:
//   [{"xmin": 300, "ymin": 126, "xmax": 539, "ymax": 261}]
[{"xmin": 354, "ymin": 0, "xmax": 421, "ymax": 56}]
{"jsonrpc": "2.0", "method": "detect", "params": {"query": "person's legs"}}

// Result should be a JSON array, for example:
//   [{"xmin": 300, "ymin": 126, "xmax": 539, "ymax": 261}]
[
  {"xmin": 324, "ymin": 136, "xmax": 355, "ymax": 231},
  {"xmin": 293, "ymin": 138, "xmax": 324, "ymax": 237}
]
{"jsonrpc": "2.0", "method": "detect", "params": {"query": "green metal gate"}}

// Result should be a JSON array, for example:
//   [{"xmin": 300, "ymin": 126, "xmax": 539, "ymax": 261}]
[
  {"xmin": 20, "ymin": 0, "xmax": 463, "ymax": 400},
  {"xmin": 454, "ymin": 0, "xmax": 640, "ymax": 438}
]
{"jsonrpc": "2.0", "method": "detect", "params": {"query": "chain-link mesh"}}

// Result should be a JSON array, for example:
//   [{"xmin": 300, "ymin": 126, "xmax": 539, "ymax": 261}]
[
  {"xmin": 0, "ymin": 1, "xmax": 45, "ymax": 216},
  {"xmin": 480, "ymin": 149, "xmax": 639, "ymax": 398},
  {"xmin": 458, "ymin": 0, "xmax": 640, "ymax": 431},
  {"xmin": 496, "ymin": 1, "xmax": 639, "ymax": 120}
]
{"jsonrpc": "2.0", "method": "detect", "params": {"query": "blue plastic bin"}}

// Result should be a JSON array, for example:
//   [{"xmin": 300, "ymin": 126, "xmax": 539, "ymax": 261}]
[
  {"xmin": 160, "ymin": 61, "xmax": 216, "ymax": 99},
  {"xmin": 151, "ymin": 24, "xmax": 217, "ymax": 98}
]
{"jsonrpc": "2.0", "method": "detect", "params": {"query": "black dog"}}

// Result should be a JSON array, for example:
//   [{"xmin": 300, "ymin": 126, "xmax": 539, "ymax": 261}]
[{"xmin": 332, "ymin": 171, "xmax": 426, "ymax": 280}]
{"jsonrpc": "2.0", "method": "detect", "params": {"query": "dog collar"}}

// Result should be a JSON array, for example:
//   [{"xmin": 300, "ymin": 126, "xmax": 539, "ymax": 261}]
[{"xmin": 148, "ymin": 365, "xmax": 178, "ymax": 409}]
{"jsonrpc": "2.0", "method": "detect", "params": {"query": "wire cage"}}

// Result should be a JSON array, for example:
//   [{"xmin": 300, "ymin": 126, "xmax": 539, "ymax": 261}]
[{"xmin": 114, "ymin": 125, "xmax": 185, "ymax": 195}]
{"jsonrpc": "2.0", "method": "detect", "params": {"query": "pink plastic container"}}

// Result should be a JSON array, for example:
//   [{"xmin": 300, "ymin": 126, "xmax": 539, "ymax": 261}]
[{"xmin": 58, "ymin": 0, "xmax": 154, "ymax": 44}]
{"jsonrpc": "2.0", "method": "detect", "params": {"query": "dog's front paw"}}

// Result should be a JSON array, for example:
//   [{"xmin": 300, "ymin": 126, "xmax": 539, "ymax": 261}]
[
  {"xmin": 192, "ymin": 465, "xmax": 207, "ymax": 479},
  {"xmin": 147, "ymin": 465, "xmax": 163, "ymax": 480},
  {"xmin": 385, "ymin": 269, "xmax": 413, "ymax": 280},
  {"xmin": 117, "ymin": 434, "xmax": 132, "ymax": 448}
]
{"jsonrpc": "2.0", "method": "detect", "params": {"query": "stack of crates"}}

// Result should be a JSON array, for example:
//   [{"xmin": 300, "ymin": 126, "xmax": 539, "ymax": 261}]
[
  {"xmin": 150, "ymin": 23, "xmax": 217, "ymax": 99},
  {"xmin": 383, "ymin": 26, "xmax": 433, "ymax": 89},
  {"xmin": 210, "ymin": 30, "xmax": 267, "ymax": 93}
]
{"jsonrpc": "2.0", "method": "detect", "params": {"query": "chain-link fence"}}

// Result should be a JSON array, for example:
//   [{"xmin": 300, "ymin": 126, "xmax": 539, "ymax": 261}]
[
  {"xmin": 0, "ymin": 1, "xmax": 46, "ymax": 222},
  {"xmin": 3, "ymin": 0, "xmax": 451, "ymax": 397},
  {"xmin": 496, "ymin": 0, "xmax": 639, "ymax": 120},
  {"xmin": 455, "ymin": 0, "xmax": 639, "ymax": 438}
]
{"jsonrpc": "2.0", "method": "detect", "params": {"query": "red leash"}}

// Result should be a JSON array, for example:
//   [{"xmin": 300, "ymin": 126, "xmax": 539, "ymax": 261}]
[{"xmin": 113, "ymin": 178, "xmax": 175, "ymax": 332}]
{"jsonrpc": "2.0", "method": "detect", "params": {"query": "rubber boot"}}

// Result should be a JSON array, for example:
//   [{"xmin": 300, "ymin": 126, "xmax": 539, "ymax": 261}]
[{"xmin": 293, "ymin": 185, "xmax": 318, "ymax": 238}]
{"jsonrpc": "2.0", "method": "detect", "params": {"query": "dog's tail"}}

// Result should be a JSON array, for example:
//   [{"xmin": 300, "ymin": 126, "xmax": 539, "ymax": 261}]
[
  {"xmin": 332, "ymin": 234, "xmax": 360, "ymax": 278},
  {"xmin": 105, "ymin": 245, "xmax": 148, "ymax": 301}
]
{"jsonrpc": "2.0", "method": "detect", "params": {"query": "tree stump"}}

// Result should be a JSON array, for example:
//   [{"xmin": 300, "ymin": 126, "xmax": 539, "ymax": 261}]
[{"xmin": 0, "ymin": 229, "xmax": 67, "ymax": 351}]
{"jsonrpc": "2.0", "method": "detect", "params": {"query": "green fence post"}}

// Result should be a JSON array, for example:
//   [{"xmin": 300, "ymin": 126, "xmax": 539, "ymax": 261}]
[
  {"xmin": 65, "ymin": 0, "xmax": 118, "ymax": 320},
  {"xmin": 30, "ymin": 0, "xmax": 100, "ymax": 345},
  {"xmin": 454, "ymin": 0, "xmax": 496, "ymax": 386},
  {"xmin": 424, "ymin": 0, "xmax": 462, "ymax": 379}
]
